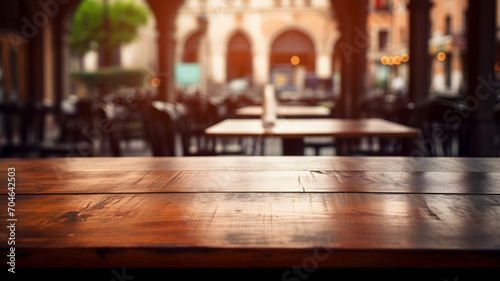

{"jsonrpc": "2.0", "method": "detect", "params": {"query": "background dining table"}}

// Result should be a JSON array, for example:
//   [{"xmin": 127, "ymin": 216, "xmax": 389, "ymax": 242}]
[
  {"xmin": 1, "ymin": 156, "xmax": 499, "ymax": 279},
  {"xmin": 205, "ymin": 118, "xmax": 422, "ymax": 155},
  {"xmin": 235, "ymin": 105, "xmax": 331, "ymax": 118}
]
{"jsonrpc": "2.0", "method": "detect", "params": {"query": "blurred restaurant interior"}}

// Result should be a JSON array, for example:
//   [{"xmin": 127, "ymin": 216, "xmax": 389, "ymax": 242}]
[
  {"xmin": 0, "ymin": 0, "xmax": 499, "ymax": 279},
  {"xmin": 1, "ymin": 0, "xmax": 499, "ymax": 158}
]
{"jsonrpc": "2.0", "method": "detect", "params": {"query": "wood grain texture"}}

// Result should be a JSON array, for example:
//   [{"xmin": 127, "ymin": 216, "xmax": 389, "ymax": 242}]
[
  {"xmin": 4, "ymin": 156, "xmax": 497, "ymax": 172},
  {"xmin": 1, "ymin": 157, "xmax": 499, "ymax": 268},
  {"xmin": 6, "ymin": 170, "xmax": 500, "ymax": 195},
  {"xmin": 1, "ymin": 193, "xmax": 499, "ymax": 267},
  {"xmin": 205, "ymin": 118, "xmax": 422, "ymax": 138}
]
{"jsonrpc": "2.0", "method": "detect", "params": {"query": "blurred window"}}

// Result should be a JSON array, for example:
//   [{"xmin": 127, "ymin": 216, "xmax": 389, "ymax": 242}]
[
  {"xmin": 375, "ymin": 0, "xmax": 391, "ymax": 11},
  {"xmin": 378, "ymin": 30, "xmax": 388, "ymax": 50},
  {"xmin": 445, "ymin": 16, "xmax": 451, "ymax": 35},
  {"xmin": 0, "ymin": 34, "xmax": 25, "ymax": 102}
]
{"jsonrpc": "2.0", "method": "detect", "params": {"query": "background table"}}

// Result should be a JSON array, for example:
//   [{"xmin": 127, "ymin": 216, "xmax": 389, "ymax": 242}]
[
  {"xmin": 205, "ymin": 118, "xmax": 422, "ymax": 155},
  {"xmin": 235, "ymin": 105, "xmax": 331, "ymax": 118},
  {"xmin": 1, "ymin": 157, "xmax": 499, "ymax": 270}
]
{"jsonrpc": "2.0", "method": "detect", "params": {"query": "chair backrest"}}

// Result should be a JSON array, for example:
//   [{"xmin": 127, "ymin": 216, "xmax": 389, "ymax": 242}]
[
  {"xmin": 176, "ymin": 99, "xmax": 219, "ymax": 156},
  {"xmin": 0, "ymin": 102, "xmax": 48, "ymax": 146},
  {"xmin": 359, "ymin": 95, "xmax": 412, "ymax": 124},
  {"xmin": 416, "ymin": 98, "xmax": 470, "ymax": 156},
  {"xmin": 0, "ymin": 102, "xmax": 53, "ymax": 157},
  {"xmin": 141, "ymin": 102, "xmax": 175, "ymax": 156}
]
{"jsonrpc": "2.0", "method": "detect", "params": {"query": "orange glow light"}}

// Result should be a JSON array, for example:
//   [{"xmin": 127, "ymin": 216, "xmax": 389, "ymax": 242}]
[
  {"xmin": 437, "ymin": 52, "xmax": 446, "ymax": 61},
  {"xmin": 387, "ymin": 57, "xmax": 394, "ymax": 65},
  {"xmin": 401, "ymin": 53, "xmax": 409, "ymax": 62},
  {"xmin": 394, "ymin": 56, "xmax": 402, "ymax": 65},
  {"xmin": 381, "ymin": 56, "xmax": 388, "ymax": 65},
  {"xmin": 152, "ymin": 78, "xmax": 161, "ymax": 87},
  {"xmin": 291, "ymin": 56, "xmax": 300, "ymax": 65}
]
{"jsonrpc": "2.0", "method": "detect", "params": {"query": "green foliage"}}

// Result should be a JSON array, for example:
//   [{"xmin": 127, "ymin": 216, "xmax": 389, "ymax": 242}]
[
  {"xmin": 71, "ymin": 68, "xmax": 147, "ymax": 90},
  {"xmin": 70, "ymin": 0, "xmax": 150, "ymax": 56}
]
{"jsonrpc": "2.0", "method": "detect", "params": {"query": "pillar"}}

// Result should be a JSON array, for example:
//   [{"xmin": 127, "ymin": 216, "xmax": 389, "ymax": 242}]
[
  {"xmin": 465, "ymin": 0, "xmax": 497, "ymax": 156},
  {"xmin": 157, "ymin": 21, "xmax": 177, "ymax": 102},
  {"xmin": 331, "ymin": 0, "xmax": 368, "ymax": 118},
  {"xmin": 408, "ymin": 0, "xmax": 432, "ymax": 107}
]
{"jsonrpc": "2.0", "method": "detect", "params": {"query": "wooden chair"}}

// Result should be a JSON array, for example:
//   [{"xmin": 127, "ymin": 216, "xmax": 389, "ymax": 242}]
[
  {"xmin": 177, "ymin": 99, "xmax": 219, "ymax": 156},
  {"xmin": 0, "ymin": 102, "xmax": 69, "ymax": 158},
  {"xmin": 345, "ymin": 95, "xmax": 414, "ymax": 156},
  {"xmin": 137, "ymin": 101, "xmax": 177, "ymax": 157}
]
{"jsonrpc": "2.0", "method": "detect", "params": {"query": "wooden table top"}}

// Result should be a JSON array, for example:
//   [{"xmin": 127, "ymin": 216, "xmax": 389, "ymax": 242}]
[
  {"xmin": 1, "ymin": 157, "xmax": 499, "ymax": 268},
  {"xmin": 235, "ymin": 105, "xmax": 331, "ymax": 118},
  {"xmin": 205, "ymin": 118, "xmax": 422, "ymax": 138}
]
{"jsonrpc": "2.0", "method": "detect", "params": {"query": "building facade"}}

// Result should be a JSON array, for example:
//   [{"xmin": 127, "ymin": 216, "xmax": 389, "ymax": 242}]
[
  {"xmin": 174, "ymin": 0, "xmax": 339, "ymax": 96},
  {"xmin": 77, "ymin": 0, "xmax": 492, "ymax": 99}
]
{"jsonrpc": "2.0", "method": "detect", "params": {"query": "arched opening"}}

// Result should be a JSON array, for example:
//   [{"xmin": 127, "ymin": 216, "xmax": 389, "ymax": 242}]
[
  {"xmin": 270, "ymin": 30, "xmax": 315, "ymax": 95},
  {"xmin": 270, "ymin": 30, "xmax": 315, "ymax": 73},
  {"xmin": 226, "ymin": 32, "xmax": 252, "ymax": 83},
  {"xmin": 182, "ymin": 31, "xmax": 202, "ymax": 63}
]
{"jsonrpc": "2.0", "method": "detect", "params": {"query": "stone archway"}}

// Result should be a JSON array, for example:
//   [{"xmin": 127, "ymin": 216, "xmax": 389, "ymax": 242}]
[
  {"xmin": 226, "ymin": 31, "xmax": 252, "ymax": 82},
  {"xmin": 270, "ymin": 30, "xmax": 316, "ymax": 73}
]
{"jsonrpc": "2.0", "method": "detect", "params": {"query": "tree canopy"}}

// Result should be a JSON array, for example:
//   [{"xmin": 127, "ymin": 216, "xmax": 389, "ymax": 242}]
[{"xmin": 70, "ymin": 0, "xmax": 150, "ymax": 57}]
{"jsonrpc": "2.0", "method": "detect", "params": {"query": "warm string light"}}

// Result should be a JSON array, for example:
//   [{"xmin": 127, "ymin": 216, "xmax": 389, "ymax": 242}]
[
  {"xmin": 401, "ymin": 53, "xmax": 409, "ymax": 62},
  {"xmin": 387, "ymin": 57, "xmax": 394, "ymax": 65},
  {"xmin": 393, "ymin": 56, "xmax": 402, "ymax": 65},
  {"xmin": 381, "ymin": 54, "xmax": 410, "ymax": 65}
]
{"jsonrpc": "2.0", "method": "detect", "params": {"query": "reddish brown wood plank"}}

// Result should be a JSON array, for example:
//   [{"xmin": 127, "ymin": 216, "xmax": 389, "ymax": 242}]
[
  {"xmin": 1, "ymin": 193, "xmax": 499, "ymax": 267},
  {"xmin": 5, "ymin": 170, "xmax": 500, "ymax": 195},
  {"xmin": 2, "ymin": 157, "xmax": 497, "ymax": 172}
]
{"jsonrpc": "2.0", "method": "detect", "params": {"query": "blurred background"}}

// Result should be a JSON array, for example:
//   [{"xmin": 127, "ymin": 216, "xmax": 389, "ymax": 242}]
[{"xmin": 0, "ymin": 0, "xmax": 499, "ymax": 157}]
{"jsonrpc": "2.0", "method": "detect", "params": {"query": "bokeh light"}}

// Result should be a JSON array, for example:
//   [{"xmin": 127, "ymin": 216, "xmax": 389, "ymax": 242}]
[
  {"xmin": 381, "ymin": 56, "xmax": 388, "ymax": 65},
  {"xmin": 394, "ymin": 56, "xmax": 402, "ymax": 65},
  {"xmin": 151, "ymin": 78, "xmax": 161, "ymax": 87},
  {"xmin": 291, "ymin": 56, "xmax": 300, "ymax": 65},
  {"xmin": 437, "ymin": 52, "xmax": 446, "ymax": 61},
  {"xmin": 401, "ymin": 53, "xmax": 409, "ymax": 62},
  {"xmin": 387, "ymin": 57, "xmax": 394, "ymax": 65}
]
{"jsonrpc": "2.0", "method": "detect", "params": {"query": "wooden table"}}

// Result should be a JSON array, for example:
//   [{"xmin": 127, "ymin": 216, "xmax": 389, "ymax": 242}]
[
  {"xmin": 1, "ymin": 156, "xmax": 499, "ymax": 274},
  {"xmin": 205, "ymin": 118, "xmax": 422, "ymax": 155},
  {"xmin": 235, "ymin": 105, "xmax": 331, "ymax": 118}
]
